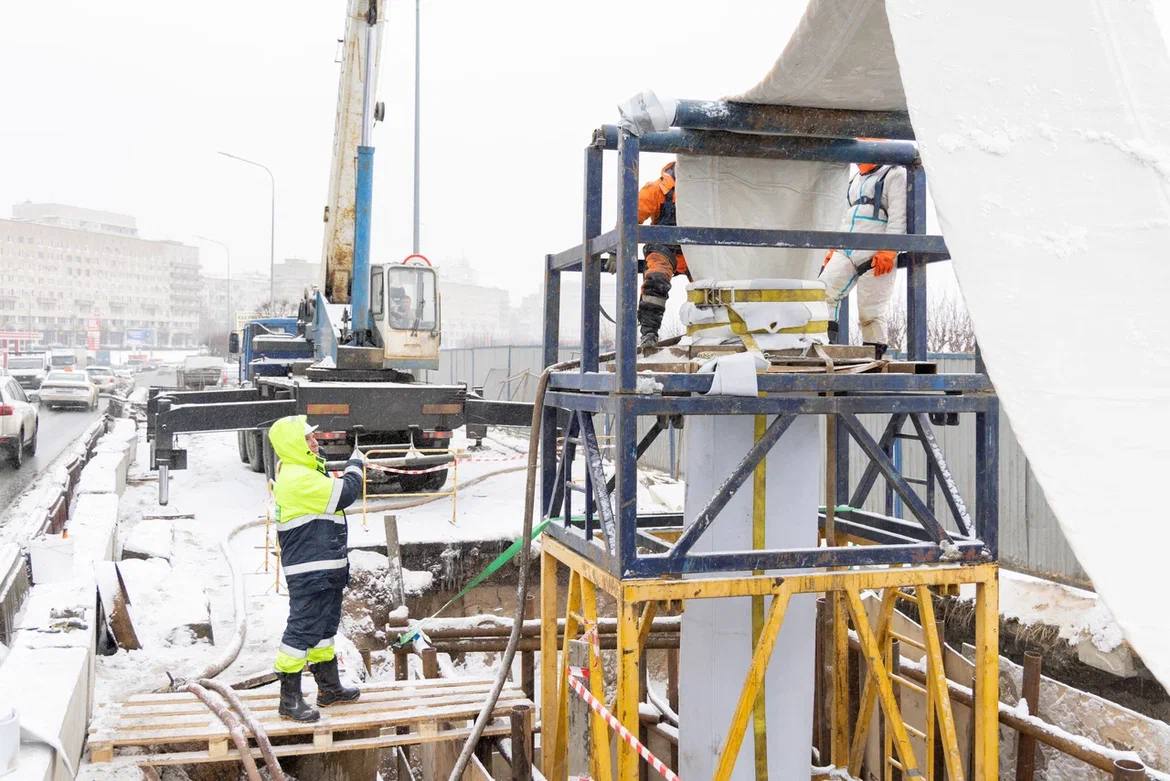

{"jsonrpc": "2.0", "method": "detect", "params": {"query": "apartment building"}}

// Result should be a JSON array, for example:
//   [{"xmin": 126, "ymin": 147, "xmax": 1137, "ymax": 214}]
[{"xmin": 0, "ymin": 203, "xmax": 201, "ymax": 347}]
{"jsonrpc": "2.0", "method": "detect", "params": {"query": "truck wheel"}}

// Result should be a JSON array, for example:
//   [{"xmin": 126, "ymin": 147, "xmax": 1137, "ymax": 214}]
[
  {"xmin": 424, "ymin": 469, "xmax": 448, "ymax": 492},
  {"xmin": 245, "ymin": 431, "xmax": 265, "ymax": 473},
  {"xmin": 401, "ymin": 468, "xmax": 447, "ymax": 494},
  {"xmin": 262, "ymin": 432, "xmax": 277, "ymax": 482},
  {"xmin": 237, "ymin": 431, "xmax": 250, "ymax": 463}
]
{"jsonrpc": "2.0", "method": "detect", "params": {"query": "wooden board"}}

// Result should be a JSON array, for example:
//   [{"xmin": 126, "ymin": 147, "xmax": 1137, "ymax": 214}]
[{"xmin": 89, "ymin": 676, "xmax": 532, "ymax": 768}]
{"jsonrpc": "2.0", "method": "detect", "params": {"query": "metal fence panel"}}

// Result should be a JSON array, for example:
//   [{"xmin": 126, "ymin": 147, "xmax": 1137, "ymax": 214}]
[{"xmin": 438, "ymin": 346, "xmax": 1087, "ymax": 586}]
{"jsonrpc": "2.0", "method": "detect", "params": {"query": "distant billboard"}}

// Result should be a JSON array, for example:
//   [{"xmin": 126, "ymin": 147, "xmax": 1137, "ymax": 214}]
[{"xmin": 125, "ymin": 328, "xmax": 154, "ymax": 347}]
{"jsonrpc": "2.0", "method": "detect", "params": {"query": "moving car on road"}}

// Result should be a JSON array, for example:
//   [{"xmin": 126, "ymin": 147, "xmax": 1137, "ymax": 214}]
[
  {"xmin": 85, "ymin": 365, "xmax": 118, "ymax": 394},
  {"xmin": 6, "ymin": 353, "xmax": 50, "ymax": 390},
  {"xmin": 0, "ymin": 376, "xmax": 38, "ymax": 468},
  {"xmin": 38, "ymin": 370, "xmax": 99, "ymax": 411}
]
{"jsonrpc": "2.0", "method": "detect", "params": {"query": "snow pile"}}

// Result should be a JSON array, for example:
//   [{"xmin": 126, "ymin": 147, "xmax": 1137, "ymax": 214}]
[
  {"xmin": 998, "ymin": 569, "xmax": 1124, "ymax": 653},
  {"xmin": 0, "ymin": 418, "xmax": 108, "ymax": 547}
]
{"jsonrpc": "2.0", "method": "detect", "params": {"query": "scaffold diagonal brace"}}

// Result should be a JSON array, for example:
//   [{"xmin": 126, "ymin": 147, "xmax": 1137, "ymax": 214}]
[
  {"xmin": 667, "ymin": 414, "xmax": 797, "ymax": 561},
  {"xmin": 909, "ymin": 413, "xmax": 975, "ymax": 537},
  {"xmin": 839, "ymin": 413, "xmax": 953, "ymax": 546},
  {"xmin": 849, "ymin": 413, "xmax": 907, "ymax": 508},
  {"xmin": 579, "ymin": 412, "xmax": 618, "ymax": 554}
]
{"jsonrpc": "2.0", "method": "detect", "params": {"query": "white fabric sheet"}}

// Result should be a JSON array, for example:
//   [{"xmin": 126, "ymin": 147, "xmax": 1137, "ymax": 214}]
[
  {"xmin": 680, "ymin": 415, "xmax": 819, "ymax": 780},
  {"xmin": 884, "ymin": 0, "xmax": 1170, "ymax": 686},
  {"xmin": 678, "ymin": 170, "xmax": 824, "ymax": 774},
  {"xmin": 690, "ymin": 0, "xmax": 1170, "ymax": 686}
]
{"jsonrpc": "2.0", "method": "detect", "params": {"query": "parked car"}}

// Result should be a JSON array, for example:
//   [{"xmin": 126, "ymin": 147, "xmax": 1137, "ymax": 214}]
[
  {"xmin": 85, "ymin": 365, "xmax": 118, "ymax": 393},
  {"xmin": 0, "ymin": 376, "xmax": 38, "ymax": 467},
  {"xmin": 38, "ymin": 370, "xmax": 99, "ymax": 411},
  {"xmin": 6, "ymin": 353, "xmax": 50, "ymax": 390}
]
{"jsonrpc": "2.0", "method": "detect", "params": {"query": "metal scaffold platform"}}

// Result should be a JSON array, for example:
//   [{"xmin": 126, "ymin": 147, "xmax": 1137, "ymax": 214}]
[{"xmin": 537, "ymin": 102, "xmax": 1001, "ymax": 781}]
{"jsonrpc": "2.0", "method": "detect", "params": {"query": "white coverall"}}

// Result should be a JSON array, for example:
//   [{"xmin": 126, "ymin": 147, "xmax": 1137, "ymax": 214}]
[{"xmin": 819, "ymin": 164, "xmax": 907, "ymax": 345}]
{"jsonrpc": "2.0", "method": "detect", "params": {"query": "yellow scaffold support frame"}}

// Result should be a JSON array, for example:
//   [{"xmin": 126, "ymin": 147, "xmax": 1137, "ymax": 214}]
[{"xmin": 539, "ymin": 535, "xmax": 1000, "ymax": 781}]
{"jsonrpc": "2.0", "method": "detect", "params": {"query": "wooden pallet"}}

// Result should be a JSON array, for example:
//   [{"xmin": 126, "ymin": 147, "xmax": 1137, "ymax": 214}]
[{"xmin": 88, "ymin": 675, "xmax": 533, "ymax": 768}]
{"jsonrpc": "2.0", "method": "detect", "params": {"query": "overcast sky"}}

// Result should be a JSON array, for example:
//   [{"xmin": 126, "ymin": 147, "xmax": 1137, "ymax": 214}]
[{"xmin": 0, "ymin": 1, "xmax": 808, "ymax": 301}]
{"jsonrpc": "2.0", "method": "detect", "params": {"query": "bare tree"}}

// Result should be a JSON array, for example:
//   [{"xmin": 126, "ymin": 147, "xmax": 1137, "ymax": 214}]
[
  {"xmin": 861, "ymin": 293, "xmax": 975, "ymax": 354},
  {"xmin": 254, "ymin": 299, "xmax": 297, "ymax": 318}
]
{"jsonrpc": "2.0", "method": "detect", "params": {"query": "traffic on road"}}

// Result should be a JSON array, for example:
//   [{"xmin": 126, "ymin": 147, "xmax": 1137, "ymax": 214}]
[{"xmin": 0, "ymin": 367, "xmax": 164, "ymax": 511}]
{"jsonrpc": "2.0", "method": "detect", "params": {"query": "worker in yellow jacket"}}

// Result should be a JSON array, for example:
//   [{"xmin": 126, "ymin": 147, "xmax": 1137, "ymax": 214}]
[{"xmin": 269, "ymin": 415, "xmax": 365, "ymax": 722}]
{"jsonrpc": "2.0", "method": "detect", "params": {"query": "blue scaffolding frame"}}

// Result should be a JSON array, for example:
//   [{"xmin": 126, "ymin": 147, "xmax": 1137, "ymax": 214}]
[{"xmin": 541, "ymin": 102, "xmax": 999, "ymax": 579}]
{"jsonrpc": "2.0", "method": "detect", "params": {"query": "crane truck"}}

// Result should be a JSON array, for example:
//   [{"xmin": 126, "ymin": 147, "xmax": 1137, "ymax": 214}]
[{"xmin": 146, "ymin": 0, "xmax": 527, "ymax": 504}]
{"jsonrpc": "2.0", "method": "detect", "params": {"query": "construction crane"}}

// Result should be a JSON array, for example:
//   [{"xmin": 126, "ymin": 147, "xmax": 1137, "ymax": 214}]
[
  {"xmin": 310, "ymin": 0, "xmax": 441, "ymax": 370},
  {"xmin": 146, "ymin": 0, "xmax": 526, "ymax": 503}
]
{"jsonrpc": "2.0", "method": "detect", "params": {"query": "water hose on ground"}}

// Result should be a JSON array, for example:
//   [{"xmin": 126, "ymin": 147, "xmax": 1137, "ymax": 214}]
[
  {"xmin": 198, "ymin": 677, "xmax": 286, "ymax": 780},
  {"xmin": 185, "ymin": 682, "xmax": 264, "ymax": 781},
  {"xmin": 448, "ymin": 337, "xmax": 681, "ymax": 781}
]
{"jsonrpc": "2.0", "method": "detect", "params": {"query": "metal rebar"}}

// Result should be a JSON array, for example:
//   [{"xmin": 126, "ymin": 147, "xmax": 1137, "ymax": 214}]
[{"xmin": 1015, "ymin": 650, "xmax": 1042, "ymax": 781}]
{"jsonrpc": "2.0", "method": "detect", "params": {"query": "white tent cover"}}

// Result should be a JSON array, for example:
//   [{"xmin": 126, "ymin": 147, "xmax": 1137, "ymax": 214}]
[{"xmin": 677, "ymin": 0, "xmax": 1170, "ymax": 687}]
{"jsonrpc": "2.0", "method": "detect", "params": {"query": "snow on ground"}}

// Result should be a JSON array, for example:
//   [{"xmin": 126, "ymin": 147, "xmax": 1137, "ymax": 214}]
[
  {"xmin": 960, "ymin": 568, "xmax": 1124, "ymax": 654},
  {"xmin": 93, "ymin": 425, "xmax": 686, "ymax": 712},
  {"xmin": 94, "ymin": 431, "xmax": 277, "ymax": 709}
]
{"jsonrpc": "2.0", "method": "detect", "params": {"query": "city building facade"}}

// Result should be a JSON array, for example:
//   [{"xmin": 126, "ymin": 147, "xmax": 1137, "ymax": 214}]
[
  {"xmin": 0, "ymin": 203, "xmax": 201, "ymax": 347},
  {"xmin": 272, "ymin": 257, "xmax": 321, "ymax": 307}
]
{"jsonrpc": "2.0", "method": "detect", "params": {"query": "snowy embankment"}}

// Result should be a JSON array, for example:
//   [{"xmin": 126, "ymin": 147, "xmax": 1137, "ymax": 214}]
[
  {"xmin": 0, "ymin": 417, "xmax": 137, "ymax": 781},
  {"xmin": 69, "ymin": 423, "xmax": 681, "ymax": 775}
]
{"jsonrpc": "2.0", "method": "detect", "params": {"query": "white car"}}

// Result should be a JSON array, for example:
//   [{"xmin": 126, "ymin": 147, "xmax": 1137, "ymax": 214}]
[
  {"xmin": 0, "ymin": 376, "xmax": 38, "ymax": 468},
  {"xmin": 38, "ymin": 370, "xmax": 99, "ymax": 411},
  {"xmin": 85, "ymin": 366, "xmax": 117, "ymax": 393}
]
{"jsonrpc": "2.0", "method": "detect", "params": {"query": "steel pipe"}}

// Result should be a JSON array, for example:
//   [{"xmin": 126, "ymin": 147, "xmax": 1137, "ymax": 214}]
[
  {"xmin": 671, "ymin": 99, "xmax": 915, "ymax": 140},
  {"xmin": 594, "ymin": 125, "xmax": 919, "ymax": 164}
]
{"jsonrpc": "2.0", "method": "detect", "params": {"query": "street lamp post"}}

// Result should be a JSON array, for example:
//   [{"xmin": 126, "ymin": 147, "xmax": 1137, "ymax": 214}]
[
  {"xmin": 413, "ymin": 0, "xmax": 421, "ymax": 254},
  {"xmin": 218, "ymin": 151, "xmax": 275, "ymax": 304},
  {"xmin": 196, "ymin": 235, "xmax": 231, "ymax": 350}
]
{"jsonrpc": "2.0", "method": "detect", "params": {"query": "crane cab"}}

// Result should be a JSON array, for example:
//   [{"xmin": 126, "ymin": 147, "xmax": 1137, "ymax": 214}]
[{"xmin": 369, "ymin": 255, "xmax": 441, "ymax": 370}]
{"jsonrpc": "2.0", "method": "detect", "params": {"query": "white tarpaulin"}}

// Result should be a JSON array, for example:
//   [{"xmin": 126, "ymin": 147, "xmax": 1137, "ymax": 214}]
[{"xmin": 678, "ymin": 0, "xmax": 1170, "ymax": 690}]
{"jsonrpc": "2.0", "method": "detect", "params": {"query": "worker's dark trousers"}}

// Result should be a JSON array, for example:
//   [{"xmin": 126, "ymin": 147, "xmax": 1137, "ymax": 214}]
[{"xmin": 281, "ymin": 586, "xmax": 344, "ymax": 655}]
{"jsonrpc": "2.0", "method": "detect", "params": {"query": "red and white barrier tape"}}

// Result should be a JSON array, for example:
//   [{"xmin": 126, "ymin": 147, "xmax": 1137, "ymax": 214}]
[
  {"xmin": 566, "ymin": 668, "xmax": 681, "ymax": 781},
  {"xmin": 581, "ymin": 622, "xmax": 600, "ymax": 656}
]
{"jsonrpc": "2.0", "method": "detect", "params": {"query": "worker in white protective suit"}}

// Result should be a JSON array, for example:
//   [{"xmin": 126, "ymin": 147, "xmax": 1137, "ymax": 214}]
[{"xmin": 819, "ymin": 161, "xmax": 907, "ymax": 357}]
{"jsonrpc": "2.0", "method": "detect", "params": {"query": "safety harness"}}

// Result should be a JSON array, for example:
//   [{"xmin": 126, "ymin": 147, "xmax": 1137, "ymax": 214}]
[{"xmin": 849, "ymin": 165, "xmax": 893, "ymax": 219}]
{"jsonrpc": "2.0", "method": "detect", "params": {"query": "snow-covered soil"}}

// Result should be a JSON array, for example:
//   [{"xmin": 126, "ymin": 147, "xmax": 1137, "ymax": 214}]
[{"xmin": 79, "ymin": 423, "xmax": 685, "ymax": 777}]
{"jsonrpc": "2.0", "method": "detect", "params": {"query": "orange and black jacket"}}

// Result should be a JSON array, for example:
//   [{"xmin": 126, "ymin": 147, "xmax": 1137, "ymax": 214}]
[{"xmin": 637, "ymin": 162, "xmax": 687, "ymax": 272}]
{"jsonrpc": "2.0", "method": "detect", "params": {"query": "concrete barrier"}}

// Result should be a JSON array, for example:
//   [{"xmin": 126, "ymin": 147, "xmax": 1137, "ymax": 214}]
[{"xmin": 0, "ymin": 414, "xmax": 138, "ymax": 778}]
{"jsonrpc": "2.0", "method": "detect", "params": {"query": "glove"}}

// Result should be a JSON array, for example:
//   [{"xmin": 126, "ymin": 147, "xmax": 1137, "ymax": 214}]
[
  {"xmin": 602, "ymin": 255, "xmax": 617, "ymax": 274},
  {"xmin": 871, "ymin": 251, "xmax": 896, "ymax": 277},
  {"xmin": 350, "ymin": 447, "xmax": 367, "ymax": 464},
  {"xmin": 822, "ymin": 249, "xmax": 835, "ymax": 268}
]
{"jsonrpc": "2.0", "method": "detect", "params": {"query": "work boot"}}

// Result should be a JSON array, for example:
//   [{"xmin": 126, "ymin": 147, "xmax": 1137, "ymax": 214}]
[
  {"xmin": 863, "ymin": 342, "xmax": 888, "ymax": 359},
  {"xmin": 310, "ymin": 658, "xmax": 361, "ymax": 707},
  {"xmin": 639, "ymin": 331, "xmax": 659, "ymax": 350},
  {"xmin": 278, "ymin": 672, "xmax": 320, "ymax": 722}
]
